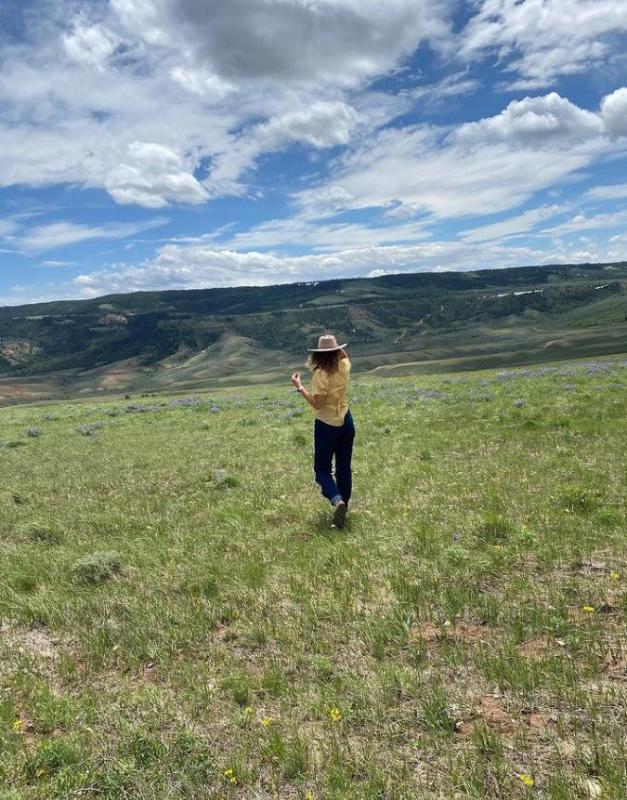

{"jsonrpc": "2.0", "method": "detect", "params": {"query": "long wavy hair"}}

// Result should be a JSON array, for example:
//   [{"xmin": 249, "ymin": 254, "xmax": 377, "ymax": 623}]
[{"xmin": 307, "ymin": 349, "xmax": 341, "ymax": 375}]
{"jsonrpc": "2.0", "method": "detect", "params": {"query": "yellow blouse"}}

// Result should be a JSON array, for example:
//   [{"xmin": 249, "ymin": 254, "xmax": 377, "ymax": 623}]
[{"xmin": 310, "ymin": 357, "xmax": 351, "ymax": 426}]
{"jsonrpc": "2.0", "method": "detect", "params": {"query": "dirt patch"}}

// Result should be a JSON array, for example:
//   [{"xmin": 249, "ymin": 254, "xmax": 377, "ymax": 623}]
[
  {"xmin": 477, "ymin": 696, "xmax": 516, "ymax": 733},
  {"xmin": 452, "ymin": 622, "xmax": 495, "ymax": 644},
  {"xmin": 521, "ymin": 709, "xmax": 554, "ymax": 736},
  {"xmin": 411, "ymin": 621, "xmax": 495, "ymax": 648},
  {"xmin": 2, "ymin": 627, "xmax": 60, "ymax": 660},
  {"xmin": 456, "ymin": 695, "xmax": 516, "ymax": 737},
  {"xmin": 517, "ymin": 636, "xmax": 553, "ymax": 657},
  {"xmin": 411, "ymin": 622, "xmax": 443, "ymax": 644},
  {"xmin": 456, "ymin": 697, "xmax": 555, "ymax": 739}
]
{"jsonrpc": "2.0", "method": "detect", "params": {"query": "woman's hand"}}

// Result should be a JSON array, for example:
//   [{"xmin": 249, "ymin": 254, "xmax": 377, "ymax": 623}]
[{"xmin": 291, "ymin": 372, "xmax": 302, "ymax": 390}]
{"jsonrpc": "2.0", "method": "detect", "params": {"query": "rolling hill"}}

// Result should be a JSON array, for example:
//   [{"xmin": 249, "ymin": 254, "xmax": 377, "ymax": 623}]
[{"xmin": 0, "ymin": 261, "xmax": 626, "ymax": 405}]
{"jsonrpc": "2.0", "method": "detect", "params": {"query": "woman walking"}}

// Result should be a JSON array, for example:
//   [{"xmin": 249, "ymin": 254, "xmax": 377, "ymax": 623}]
[{"xmin": 291, "ymin": 333, "xmax": 355, "ymax": 529}]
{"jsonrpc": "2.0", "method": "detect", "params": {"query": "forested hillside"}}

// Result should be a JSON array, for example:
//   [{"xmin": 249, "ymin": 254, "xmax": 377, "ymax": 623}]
[{"xmin": 0, "ymin": 261, "xmax": 625, "ymax": 404}]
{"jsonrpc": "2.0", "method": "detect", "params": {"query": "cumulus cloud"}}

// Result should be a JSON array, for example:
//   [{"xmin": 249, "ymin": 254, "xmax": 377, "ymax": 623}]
[
  {"xmin": 110, "ymin": 0, "xmax": 451, "ymax": 88},
  {"xmin": 461, "ymin": 0, "xmax": 627, "ymax": 88},
  {"xmin": 600, "ymin": 88, "xmax": 627, "ymax": 138},
  {"xmin": 294, "ymin": 90, "xmax": 626, "ymax": 222},
  {"xmin": 454, "ymin": 93, "xmax": 603, "ymax": 147},
  {"xmin": 104, "ymin": 142, "xmax": 208, "ymax": 207},
  {"xmin": 207, "ymin": 101, "xmax": 359, "ymax": 191}
]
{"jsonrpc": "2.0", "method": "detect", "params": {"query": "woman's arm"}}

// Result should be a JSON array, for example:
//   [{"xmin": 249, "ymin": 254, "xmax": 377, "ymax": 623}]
[{"xmin": 291, "ymin": 372, "xmax": 322, "ymax": 410}]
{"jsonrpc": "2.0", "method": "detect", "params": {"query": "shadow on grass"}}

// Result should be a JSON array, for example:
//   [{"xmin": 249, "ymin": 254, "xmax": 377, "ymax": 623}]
[{"xmin": 307, "ymin": 509, "xmax": 353, "ymax": 538}]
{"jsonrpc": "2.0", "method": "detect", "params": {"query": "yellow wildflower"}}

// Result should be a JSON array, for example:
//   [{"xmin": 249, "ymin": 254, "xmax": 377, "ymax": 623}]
[
  {"xmin": 12, "ymin": 719, "xmax": 23, "ymax": 733},
  {"xmin": 518, "ymin": 773, "xmax": 535, "ymax": 787},
  {"xmin": 223, "ymin": 768, "xmax": 238, "ymax": 785},
  {"xmin": 610, "ymin": 572, "xmax": 620, "ymax": 581},
  {"xmin": 305, "ymin": 792, "xmax": 314, "ymax": 800},
  {"xmin": 582, "ymin": 605, "xmax": 595, "ymax": 613},
  {"xmin": 244, "ymin": 706, "xmax": 254, "ymax": 715},
  {"xmin": 329, "ymin": 707, "xmax": 341, "ymax": 722},
  {"xmin": 261, "ymin": 716, "xmax": 273, "ymax": 727}
]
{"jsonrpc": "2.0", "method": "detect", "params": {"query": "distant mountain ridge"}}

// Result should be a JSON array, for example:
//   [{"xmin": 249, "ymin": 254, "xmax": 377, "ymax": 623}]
[{"xmin": 0, "ymin": 261, "xmax": 626, "ymax": 405}]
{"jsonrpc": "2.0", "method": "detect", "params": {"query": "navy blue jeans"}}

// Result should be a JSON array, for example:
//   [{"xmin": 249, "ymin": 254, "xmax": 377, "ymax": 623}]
[{"xmin": 314, "ymin": 410, "xmax": 355, "ymax": 506}]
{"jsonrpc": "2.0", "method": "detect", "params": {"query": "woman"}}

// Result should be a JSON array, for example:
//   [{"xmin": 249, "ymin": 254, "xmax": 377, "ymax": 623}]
[{"xmin": 291, "ymin": 333, "xmax": 355, "ymax": 529}]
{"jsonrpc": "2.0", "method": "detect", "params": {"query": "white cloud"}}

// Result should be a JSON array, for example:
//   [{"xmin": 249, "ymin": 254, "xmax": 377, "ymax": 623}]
[
  {"xmin": 460, "ymin": 205, "xmax": 567, "ymax": 243},
  {"xmin": 460, "ymin": 0, "xmax": 627, "ymax": 88},
  {"xmin": 40, "ymin": 260, "xmax": 76, "ymax": 267},
  {"xmin": 62, "ymin": 19, "xmax": 122, "ymax": 69},
  {"xmin": 169, "ymin": 65, "xmax": 234, "ymax": 99},
  {"xmin": 104, "ymin": 142, "xmax": 208, "ymax": 207},
  {"xmin": 13, "ymin": 217, "xmax": 168, "ymax": 253},
  {"xmin": 542, "ymin": 209, "xmax": 627, "ymax": 236},
  {"xmin": 293, "ymin": 90, "xmax": 626, "ymax": 222},
  {"xmin": 584, "ymin": 183, "xmax": 627, "ymax": 201},
  {"xmin": 0, "ymin": 218, "xmax": 19, "ymax": 238},
  {"xmin": 454, "ymin": 93, "xmax": 603, "ymax": 147},
  {"xmin": 600, "ymin": 88, "xmax": 627, "ymax": 138},
  {"xmin": 207, "ymin": 101, "xmax": 359, "ymax": 191},
  {"xmin": 225, "ymin": 217, "xmax": 430, "ymax": 251}
]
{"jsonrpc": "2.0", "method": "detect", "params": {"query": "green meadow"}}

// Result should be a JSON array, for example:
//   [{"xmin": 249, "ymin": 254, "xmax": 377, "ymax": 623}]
[{"xmin": 1, "ymin": 357, "xmax": 626, "ymax": 799}]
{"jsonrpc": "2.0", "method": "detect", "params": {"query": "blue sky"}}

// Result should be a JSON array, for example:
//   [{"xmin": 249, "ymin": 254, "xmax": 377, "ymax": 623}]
[{"xmin": 1, "ymin": 0, "xmax": 626, "ymax": 305}]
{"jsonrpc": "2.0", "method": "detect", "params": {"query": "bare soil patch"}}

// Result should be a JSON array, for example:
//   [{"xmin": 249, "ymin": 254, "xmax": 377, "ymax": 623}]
[
  {"xmin": 456, "ymin": 696, "xmax": 555, "ymax": 739},
  {"xmin": 411, "ymin": 620, "xmax": 495, "ymax": 647},
  {"xmin": 2, "ymin": 626, "xmax": 60, "ymax": 660},
  {"xmin": 517, "ymin": 635, "xmax": 554, "ymax": 657}
]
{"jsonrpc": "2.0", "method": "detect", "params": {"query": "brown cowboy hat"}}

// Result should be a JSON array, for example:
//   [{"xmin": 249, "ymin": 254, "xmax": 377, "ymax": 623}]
[{"xmin": 308, "ymin": 333, "xmax": 347, "ymax": 352}]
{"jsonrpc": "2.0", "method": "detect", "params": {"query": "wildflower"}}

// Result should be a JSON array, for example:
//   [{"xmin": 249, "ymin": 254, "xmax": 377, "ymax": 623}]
[
  {"xmin": 610, "ymin": 572, "xmax": 621, "ymax": 581},
  {"xmin": 223, "ymin": 768, "xmax": 238, "ymax": 785},
  {"xmin": 582, "ymin": 605, "xmax": 595, "ymax": 613},
  {"xmin": 305, "ymin": 792, "xmax": 314, "ymax": 800},
  {"xmin": 12, "ymin": 719, "xmax": 23, "ymax": 733},
  {"xmin": 261, "ymin": 716, "xmax": 273, "ymax": 727},
  {"xmin": 244, "ymin": 706, "xmax": 254, "ymax": 715},
  {"xmin": 518, "ymin": 773, "xmax": 535, "ymax": 787},
  {"xmin": 329, "ymin": 707, "xmax": 341, "ymax": 722}
]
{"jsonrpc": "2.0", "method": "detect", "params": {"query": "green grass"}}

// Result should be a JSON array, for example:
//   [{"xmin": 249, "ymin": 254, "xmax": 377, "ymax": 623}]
[{"xmin": 1, "ymin": 357, "xmax": 626, "ymax": 798}]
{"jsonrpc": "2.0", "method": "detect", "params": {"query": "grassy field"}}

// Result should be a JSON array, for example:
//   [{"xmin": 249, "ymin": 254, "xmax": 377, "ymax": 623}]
[{"xmin": 1, "ymin": 357, "xmax": 626, "ymax": 799}]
